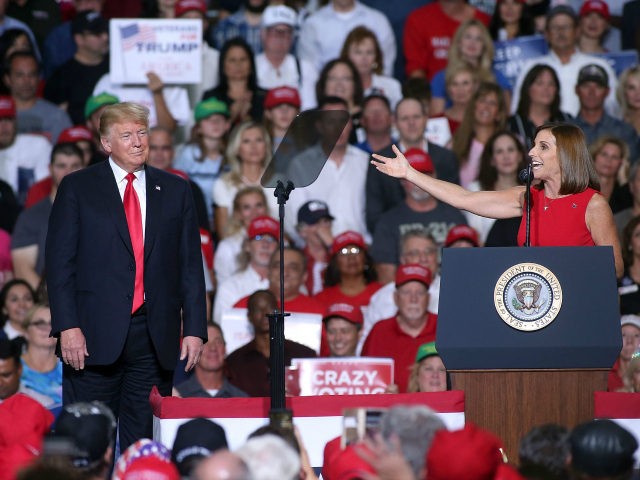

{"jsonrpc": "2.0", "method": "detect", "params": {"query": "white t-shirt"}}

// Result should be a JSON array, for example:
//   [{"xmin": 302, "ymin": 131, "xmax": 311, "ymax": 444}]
[
  {"xmin": 0, "ymin": 133, "xmax": 51, "ymax": 198},
  {"xmin": 285, "ymin": 144, "xmax": 370, "ymax": 243},
  {"xmin": 297, "ymin": 1, "xmax": 396, "ymax": 76},
  {"xmin": 213, "ymin": 266, "xmax": 269, "ymax": 324},
  {"xmin": 255, "ymin": 53, "xmax": 319, "ymax": 111}
]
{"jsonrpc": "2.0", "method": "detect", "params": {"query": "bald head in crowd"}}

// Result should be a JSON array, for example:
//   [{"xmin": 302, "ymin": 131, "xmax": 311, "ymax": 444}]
[{"xmin": 193, "ymin": 450, "xmax": 252, "ymax": 480}]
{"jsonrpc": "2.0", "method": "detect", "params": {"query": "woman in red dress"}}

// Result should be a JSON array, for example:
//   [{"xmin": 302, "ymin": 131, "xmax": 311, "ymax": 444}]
[{"xmin": 371, "ymin": 122, "xmax": 623, "ymax": 277}]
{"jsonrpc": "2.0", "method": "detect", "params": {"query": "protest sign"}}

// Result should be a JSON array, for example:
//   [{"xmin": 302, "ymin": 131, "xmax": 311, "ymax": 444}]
[
  {"xmin": 493, "ymin": 35, "xmax": 548, "ymax": 88},
  {"xmin": 595, "ymin": 50, "xmax": 639, "ymax": 76},
  {"xmin": 110, "ymin": 19, "xmax": 202, "ymax": 84},
  {"xmin": 221, "ymin": 308, "xmax": 322, "ymax": 354},
  {"xmin": 288, "ymin": 357, "xmax": 394, "ymax": 396}
]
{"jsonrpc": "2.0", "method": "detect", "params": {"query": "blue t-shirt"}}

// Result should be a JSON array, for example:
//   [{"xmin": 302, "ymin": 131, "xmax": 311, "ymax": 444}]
[
  {"xmin": 174, "ymin": 144, "xmax": 226, "ymax": 220},
  {"xmin": 20, "ymin": 358, "xmax": 62, "ymax": 407}
]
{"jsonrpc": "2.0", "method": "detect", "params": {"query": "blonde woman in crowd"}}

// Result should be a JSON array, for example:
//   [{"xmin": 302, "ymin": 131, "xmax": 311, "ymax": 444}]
[
  {"xmin": 618, "ymin": 65, "xmax": 640, "ymax": 157},
  {"xmin": 619, "ymin": 352, "xmax": 640, "ymax": 392},
  {"xmin": 430, "ymin": 19, "xmax": 511, "ymax": 116},
  {"xmin": 214, "ymin": 187, "xmax": 269, "ymax": 285},
  {"xmin": 20, "ymin": 304, "xmax": 61, "ymax": 408},
  {"xmin": 442, "ymin": 64, "xmax": 480, "ymax": 135},
  {"xmin": 407, "ymin": 342, "xmax": 449, "ymax": 393},
  {"xmin": 212, "ymin": 121, "xmax": 275, "ymax": 238}
]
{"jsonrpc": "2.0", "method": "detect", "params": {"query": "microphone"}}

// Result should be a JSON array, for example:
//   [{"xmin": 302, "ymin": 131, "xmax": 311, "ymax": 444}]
[
  {"xmin": 518, "ymin": 168, "xmax": 529, "ymax": 183},
  {"xmin": 522, "ymin": 162, "xmax": 532, "ymax": 247}
]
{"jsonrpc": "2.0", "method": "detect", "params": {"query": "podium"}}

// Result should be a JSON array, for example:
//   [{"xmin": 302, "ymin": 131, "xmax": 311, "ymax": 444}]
[{"xmin": 437, "ymin": 247, "xmax": 621, "ymax": 460}]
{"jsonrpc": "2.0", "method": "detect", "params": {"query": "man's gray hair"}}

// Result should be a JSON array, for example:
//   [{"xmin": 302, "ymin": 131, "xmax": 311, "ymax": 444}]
[
  {"xmin": 236, "ymin": 434, "xmax": 300, "ymax": 480},
  {"xmin": 380, "ymin": 405, "xmax": 446, "ymax": 478}
]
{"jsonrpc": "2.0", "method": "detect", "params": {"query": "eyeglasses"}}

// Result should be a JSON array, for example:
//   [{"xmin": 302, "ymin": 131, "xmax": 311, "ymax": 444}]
[
  {"xmin": 252, "ymin": 234, "xmax": 277, "ymax": 243},
  {"xmin": 267, "ymin": 27, "xmax": 293, "ymax": 37},
  {"xmin": 29, "ymin": 319, "xmax": 51, "ymax": 329},
  {"xmin": 339, "ymin": 246, "xmax": 361, "ymax": 256},
  {"xmin": 403, "ymin": 248, "xmax": 439, "ymax": 259}
]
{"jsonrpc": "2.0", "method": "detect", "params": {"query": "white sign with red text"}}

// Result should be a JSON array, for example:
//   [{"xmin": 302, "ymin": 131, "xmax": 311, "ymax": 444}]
[
  {"xmin": 290, "ymin": 357, "xmax": 394, "ymax": 396},
  {"xmin": 110, "ymin": 19, "xmax": 202, "ymax": 84}
]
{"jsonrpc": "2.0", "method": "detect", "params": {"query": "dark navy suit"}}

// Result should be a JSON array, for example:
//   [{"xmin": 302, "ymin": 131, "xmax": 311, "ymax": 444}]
[{"xmin": 46, "ymin": 160, "xmax": 206, "ymax": 449}]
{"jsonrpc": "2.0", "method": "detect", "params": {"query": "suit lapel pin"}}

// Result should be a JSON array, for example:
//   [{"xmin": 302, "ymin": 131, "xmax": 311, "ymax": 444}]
[{"xmin": 155, "ymin": 185, "xmax": 161, "ymax": 191}]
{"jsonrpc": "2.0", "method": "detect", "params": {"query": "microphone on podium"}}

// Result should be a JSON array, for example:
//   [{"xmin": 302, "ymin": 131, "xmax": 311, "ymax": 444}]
[{"xmin": 521, "ymin": 162, "xmax": 533, "ymax": 247}]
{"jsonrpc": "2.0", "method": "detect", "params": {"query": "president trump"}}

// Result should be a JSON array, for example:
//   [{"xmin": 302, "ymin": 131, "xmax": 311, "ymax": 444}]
[{"xmin": 46, "ymin": 102, "xmax": 207, "ymax": 450}]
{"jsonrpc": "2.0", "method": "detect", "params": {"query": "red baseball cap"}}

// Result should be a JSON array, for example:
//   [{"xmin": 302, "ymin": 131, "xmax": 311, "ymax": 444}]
[
  {"xmin": 404, "ymin": 148, "xmax": 434, "ymax": 174},
  {"xmin": 122, "ymin": 456, "xmax": 180, "ymax": 480},
  {"xmin": 395, "ymin": 263, "xmax": 432, "ymax": 288},
  {"xmin": 326, "ymin": 445, "xmax": 376, "ymax": 480},
  {"xmin": 330, "ymin": 231, "xmax": 367, "ymax": 257},
  {"xmin": 323, "ymin": 302, "xmax": 363, "ymax": 326},
  {"xmin": 247, "ymin": 216, "xmax": 280, "ymax": 240},
  {"xmin": 579, "ymin": 0, "xmax": 610, "ymax": 19},
  {"xmin": 427, "ymin": 423, "xmax": 505, "ymax": 480},
  {"xmin": 57, "ymin": 125, "xmax": 93, "ymax": 144},
  {"xmin": 444, "ymin": 225, "xmax": 479, "ymax": 247},
  {"xmin": 175, "ymin": 0, "xmax": 207, "ymax": 17},
  {"xmin": 264, "ymin": 86, "xmax": 301, "ymax": 110},
  {"xmin": 0, "ymin": 96, "xmax": 16, "ymax": 118}
]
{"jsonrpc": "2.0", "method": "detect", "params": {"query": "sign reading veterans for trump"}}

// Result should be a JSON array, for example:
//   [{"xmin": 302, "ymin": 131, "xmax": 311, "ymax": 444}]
[
  {"xmin": 288, "ymin": 357, "xmax": 394, "ymax": 396},
  {"xmin": 493, "ymin": 35, "xmax": 548, "ymax": 88},
  {"xmin": 110, "ymin": 19, "xmax": 202, "ymax": 84},
  {"xmin": 494, "ymin": 262, "xmax": 563, "ymax": 332}
]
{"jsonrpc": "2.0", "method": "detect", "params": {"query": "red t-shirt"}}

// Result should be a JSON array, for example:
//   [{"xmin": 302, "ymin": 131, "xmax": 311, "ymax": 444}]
[
  {"xmin": 24, "ymin": 177, "xmax": 52, "ymax": 208},
  {"xmin": 361, "ymin": 313, "xmax": 438, "ymax": 393},
  {"xmin": 518, "ymin": 188, "xmax": 598, "ymax": 247},
  {"xmin": 314, "ymin": 282, "xmax": 382, "ymax": 309},
  {"xmin": 607, "ymin": 358, "xmax": 624, "ymax": 391},
  {"xmin": 234, "ymin": 293, "xmax": 324, "ymax": 315},
  {"xmin": 404, "ymin": 3, "xmax": 490, "ymax": 80}
]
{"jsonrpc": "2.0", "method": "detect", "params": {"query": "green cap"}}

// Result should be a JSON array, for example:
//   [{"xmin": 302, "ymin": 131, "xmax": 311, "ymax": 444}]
[
  {"xmin": 194, "ymin": 97, "xmax": 229, "ymax": 121},
  {"xmin": 415, "ymin": 342, "xmax": 439, "ymax": 363},
  {"xmin": 84, "ymin": 92, "xmax": 120, "ymax": 119}
]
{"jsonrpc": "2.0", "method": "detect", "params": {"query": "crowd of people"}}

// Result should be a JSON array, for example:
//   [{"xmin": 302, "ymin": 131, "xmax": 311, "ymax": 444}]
[{"xmin": 1, "ymin": 0, "xmax": 640, "ymax": 477}]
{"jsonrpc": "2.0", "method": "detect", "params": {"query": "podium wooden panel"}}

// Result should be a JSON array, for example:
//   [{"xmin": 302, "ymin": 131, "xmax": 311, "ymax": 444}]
[{"xmin": 451, "ymin": 369, "xmax": 608, "ymax": 461}]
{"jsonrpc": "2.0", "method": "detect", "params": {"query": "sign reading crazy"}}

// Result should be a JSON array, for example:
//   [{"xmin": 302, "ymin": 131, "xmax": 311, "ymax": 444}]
[
  {"xmin": 288, "ymin": 358, "xmax": 394, "ymax": 396},
  {"xmin": 110, "ymin": 19, "xmax": 202, "ymax": 84}
]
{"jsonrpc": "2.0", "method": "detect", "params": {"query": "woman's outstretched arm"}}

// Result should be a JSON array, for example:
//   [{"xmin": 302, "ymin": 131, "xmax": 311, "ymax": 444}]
[{"xmin": 371, "ymin": 145, "xmax": 525, "ymax": 219}]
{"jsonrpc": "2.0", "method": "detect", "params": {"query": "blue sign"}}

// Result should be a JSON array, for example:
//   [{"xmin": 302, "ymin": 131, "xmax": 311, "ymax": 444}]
[
  {"xmin": 594, "ymin": 50, "xmax": 639, "ymax": 76},
  {"xmin": 493, "ymin": 35, "xmax": 549, "ymax": 88}
]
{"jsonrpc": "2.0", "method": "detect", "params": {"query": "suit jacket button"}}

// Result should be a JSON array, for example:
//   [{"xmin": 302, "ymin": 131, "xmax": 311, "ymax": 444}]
[
  {"xmin": 129, "ymin": 263, "xmax": 135, "ymax": 271},
  {"xmin": 126, "ymin": 293, "xmax": 132, "ymax": 299}
]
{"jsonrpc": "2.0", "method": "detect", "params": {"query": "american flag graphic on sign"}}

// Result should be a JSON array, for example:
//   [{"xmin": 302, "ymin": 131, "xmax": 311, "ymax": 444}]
[{"xmin": 120, "ymin": 23, "xmax": 156, "ymax": 50}]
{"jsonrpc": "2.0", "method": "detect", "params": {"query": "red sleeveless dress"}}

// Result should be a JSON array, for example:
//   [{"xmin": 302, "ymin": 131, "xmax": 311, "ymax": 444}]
[{"xmin": 517, "ymin": 187, "xmax": 598, "ymax": 247}]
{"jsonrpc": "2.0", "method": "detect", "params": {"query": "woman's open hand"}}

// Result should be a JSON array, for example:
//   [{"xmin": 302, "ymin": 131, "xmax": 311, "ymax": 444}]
[{"xmin": 371, "ymin": 145, "xmax": 410, "ymax": 180}]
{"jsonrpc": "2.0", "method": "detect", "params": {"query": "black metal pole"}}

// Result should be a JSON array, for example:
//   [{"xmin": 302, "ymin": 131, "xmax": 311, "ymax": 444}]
[{"xmin": 268, "ymin": 180, "xmax": 294, "ymax": 429}]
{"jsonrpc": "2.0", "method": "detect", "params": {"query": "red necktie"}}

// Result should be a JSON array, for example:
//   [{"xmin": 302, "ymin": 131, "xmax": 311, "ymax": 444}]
[{"xmin": 124, "ymin": 173, "xmax": 144, "ymax": 313}]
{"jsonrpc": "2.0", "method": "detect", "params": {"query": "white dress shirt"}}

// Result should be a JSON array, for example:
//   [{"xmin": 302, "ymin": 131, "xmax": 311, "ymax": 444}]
[{"xmin": 109, "ymin": 158, "xmax": 147, "ymax": 239}]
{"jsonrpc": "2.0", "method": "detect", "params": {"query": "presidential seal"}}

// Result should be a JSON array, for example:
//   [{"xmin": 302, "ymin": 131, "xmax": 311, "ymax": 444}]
[{"xmin": 494, "ymin": 263, "xmax": 562, "ymax": 331}]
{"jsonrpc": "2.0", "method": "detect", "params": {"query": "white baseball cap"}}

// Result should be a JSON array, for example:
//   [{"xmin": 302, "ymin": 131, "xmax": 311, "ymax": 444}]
[
  {"xmin": 262, "ymin": 5, "xmax": 297, "ymax": 28},
  {"xmin": 621, "ymin": 314, "xmax": 640, "ymax": 330}
]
